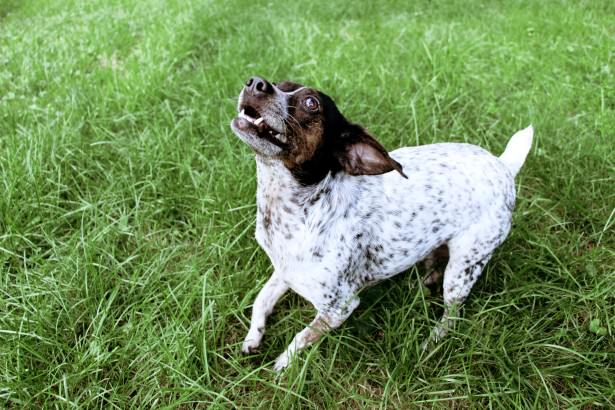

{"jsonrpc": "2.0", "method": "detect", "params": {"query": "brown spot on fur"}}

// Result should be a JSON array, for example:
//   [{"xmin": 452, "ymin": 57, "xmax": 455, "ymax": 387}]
[
  {"xmin": 262, "ymin": 208, "xmax": 272, "ymax": 230},
  {"xmin": 285, "ymin": 122, "xmax": 323, "ymax": 166}
]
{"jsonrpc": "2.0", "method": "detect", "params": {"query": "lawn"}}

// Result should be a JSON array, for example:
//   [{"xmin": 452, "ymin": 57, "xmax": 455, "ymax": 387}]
[{"xmin": 1, "ymin": 0, "xmax": 614, "ymax": 408}]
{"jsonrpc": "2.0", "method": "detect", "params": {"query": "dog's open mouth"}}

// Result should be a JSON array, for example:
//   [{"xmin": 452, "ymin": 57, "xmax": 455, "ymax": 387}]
[{"xmin": 237, "ymin": 105, "xmax": 287, "ymax": 146}]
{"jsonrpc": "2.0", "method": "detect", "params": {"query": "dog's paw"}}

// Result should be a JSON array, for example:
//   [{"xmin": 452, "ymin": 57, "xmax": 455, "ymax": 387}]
[
  {"xmin": 241, "ymin": 327, "xmax": 264, "ymax": 354},
  {"xmin": 273, "ymin": 352, "xmax": 290, "ymax": 372},
  {"xmin": 421, "ymin": 323, "xmax": 449, "ymax": 352},
  {"xmin": 241, "ymin": 338, "xmax": 261, "ymax": 354},
  {"xmin": 422, "ymin": 269, "xmax": 443, "ymax": 286},
  {"xmin": 420, "ymin": 338, "xmax": 433, "ymax": 352}
]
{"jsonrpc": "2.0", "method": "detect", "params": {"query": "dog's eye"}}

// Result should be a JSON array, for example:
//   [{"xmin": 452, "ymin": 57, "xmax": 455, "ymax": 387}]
[{"xmin": 303, "ymin": 96, "xmax": 319, "ymax": 111}]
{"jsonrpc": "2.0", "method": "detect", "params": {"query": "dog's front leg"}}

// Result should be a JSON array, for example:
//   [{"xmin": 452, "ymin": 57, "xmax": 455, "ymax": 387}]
[
  {"xmin": 273, "ymin": 297, "xmax": 359, "ymax": 372},
  {"xmin": 242, "ymin": 274, "xmax": 288, "ymax": 354}
]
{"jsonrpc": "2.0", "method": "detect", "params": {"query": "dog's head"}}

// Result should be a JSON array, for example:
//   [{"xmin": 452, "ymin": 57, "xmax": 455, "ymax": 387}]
[{"xmin": 231, "ymin": 76, "xmax": 406, "ymax": 184}]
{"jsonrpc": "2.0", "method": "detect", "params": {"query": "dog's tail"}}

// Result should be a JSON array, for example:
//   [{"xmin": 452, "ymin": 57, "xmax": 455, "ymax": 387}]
[{"xmin": 499, "ymin": 125, "xmax": 533, "ymax": 177}]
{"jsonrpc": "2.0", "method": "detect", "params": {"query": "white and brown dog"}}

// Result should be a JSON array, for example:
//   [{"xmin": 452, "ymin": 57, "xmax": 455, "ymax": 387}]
[{"xmin": 230, "ymin": 76, "xmax": 533, "ymax": 371}]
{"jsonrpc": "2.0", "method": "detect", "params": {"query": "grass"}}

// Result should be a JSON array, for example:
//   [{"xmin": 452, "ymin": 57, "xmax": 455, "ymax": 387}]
[{"xmin": 1, "ymin": 0, "xmax": 614, "ymax": 407}]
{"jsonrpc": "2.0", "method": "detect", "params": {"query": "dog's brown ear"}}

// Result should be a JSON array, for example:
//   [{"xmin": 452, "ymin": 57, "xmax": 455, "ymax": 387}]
[{"xmin": 335, "ymin": 129, "xmax": 407, "ymax": 178}]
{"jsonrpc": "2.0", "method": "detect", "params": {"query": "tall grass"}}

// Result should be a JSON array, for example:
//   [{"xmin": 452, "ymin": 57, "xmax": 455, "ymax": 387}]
[{"xmin": 1, "ymin": 0, "xmax": 613, "ymax": 407}]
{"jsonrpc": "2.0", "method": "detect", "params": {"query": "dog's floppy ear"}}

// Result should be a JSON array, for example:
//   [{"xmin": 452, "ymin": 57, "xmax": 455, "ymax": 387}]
[{"xmin": 335, "ymin": 126, "xmax": 407, "ymax": 178}]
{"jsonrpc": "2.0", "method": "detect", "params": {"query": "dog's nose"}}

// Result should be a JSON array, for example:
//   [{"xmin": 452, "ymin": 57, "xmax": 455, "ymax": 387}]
[{"xmin": 245, "ymin": 76, "xmax": 273, "ymax": 96}]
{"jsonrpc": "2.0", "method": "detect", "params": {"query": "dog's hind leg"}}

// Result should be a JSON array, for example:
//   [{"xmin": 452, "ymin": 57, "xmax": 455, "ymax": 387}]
[
  {"xmin": 273, "ymin": 297, "xmax": 359, "ymax": 371},
  {"xmin": 421, "ymin": 216, "xmax": 510, "ymax": 351},
  {"xmin": 242, "ymin": 273, "xmax": 288, "ymax": 354},
  {"xmin": 421, "ymin": 254, "xmax": 492, "ymax": 351}
]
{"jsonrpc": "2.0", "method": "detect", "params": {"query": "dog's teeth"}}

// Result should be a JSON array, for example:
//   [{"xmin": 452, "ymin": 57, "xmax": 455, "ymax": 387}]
[
  {"xmin": 254, "ymin": 118, "xmax": 264, "ymax": 126},
  {"xmin": 275, "ymin": 134, "xmax": 287, "ymax": 143},
  {"xmin": 240, "ymin": 113, "xmax": 256, "ymax": 123}
]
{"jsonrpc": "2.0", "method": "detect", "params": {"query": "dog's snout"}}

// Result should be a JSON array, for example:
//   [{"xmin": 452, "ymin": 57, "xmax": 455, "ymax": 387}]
[{"xmin": 245, "ymin": 76, "xmax": 273, "ymax": 96}]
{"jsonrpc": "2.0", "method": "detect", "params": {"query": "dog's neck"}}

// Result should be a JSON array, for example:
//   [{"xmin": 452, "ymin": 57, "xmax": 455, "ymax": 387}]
[
  {"xmin": 254, "ymin": 155, "xmax": 350, "ymax": 251},
  {"xmin": 254, "ymin": 155, "xmax": 342, "ymax": 228},
  {"xmin": 255, "ymin": 156, "xmax": 326, "ymax": 202}
]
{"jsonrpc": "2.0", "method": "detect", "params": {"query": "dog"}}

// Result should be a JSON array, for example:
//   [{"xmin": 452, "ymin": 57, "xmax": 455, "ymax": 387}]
[{"xmin": 230, "ymin": 76, "xmax": 533, "ymax": 371}]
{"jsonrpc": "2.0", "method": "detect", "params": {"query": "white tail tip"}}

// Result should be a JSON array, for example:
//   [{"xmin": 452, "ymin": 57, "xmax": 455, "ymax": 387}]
[{"xmin": 500, "ymin": 125, "xmax": 533, "ymax": 177}]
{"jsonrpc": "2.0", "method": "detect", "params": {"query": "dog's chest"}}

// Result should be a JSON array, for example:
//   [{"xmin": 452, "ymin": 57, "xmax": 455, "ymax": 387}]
[
  {"xmin": 255, "ymin": 187, "xmax": 303, "ymax": 255},
  {"xmin": 253, "ymin": 169, "xmax": 420, "ymax": 282},
  {"xmin": 252, "ymin": 161, "xmax": 308, "ymax": 263}
]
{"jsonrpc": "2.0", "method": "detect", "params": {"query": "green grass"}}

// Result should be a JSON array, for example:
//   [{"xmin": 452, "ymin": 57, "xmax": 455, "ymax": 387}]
[{"xmin": 1, "ymin": 0, "xmax": 614, "ymax": 408}]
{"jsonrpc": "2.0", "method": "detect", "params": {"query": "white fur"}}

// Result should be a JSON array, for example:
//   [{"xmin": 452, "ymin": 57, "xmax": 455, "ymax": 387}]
[
  {"xmin": 499, "ymin": 125, "xmax": 534, "ymax": 176},
  {"xmin": 241, "ymin": 128, "xmax": 533, "ymax": 371}
]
